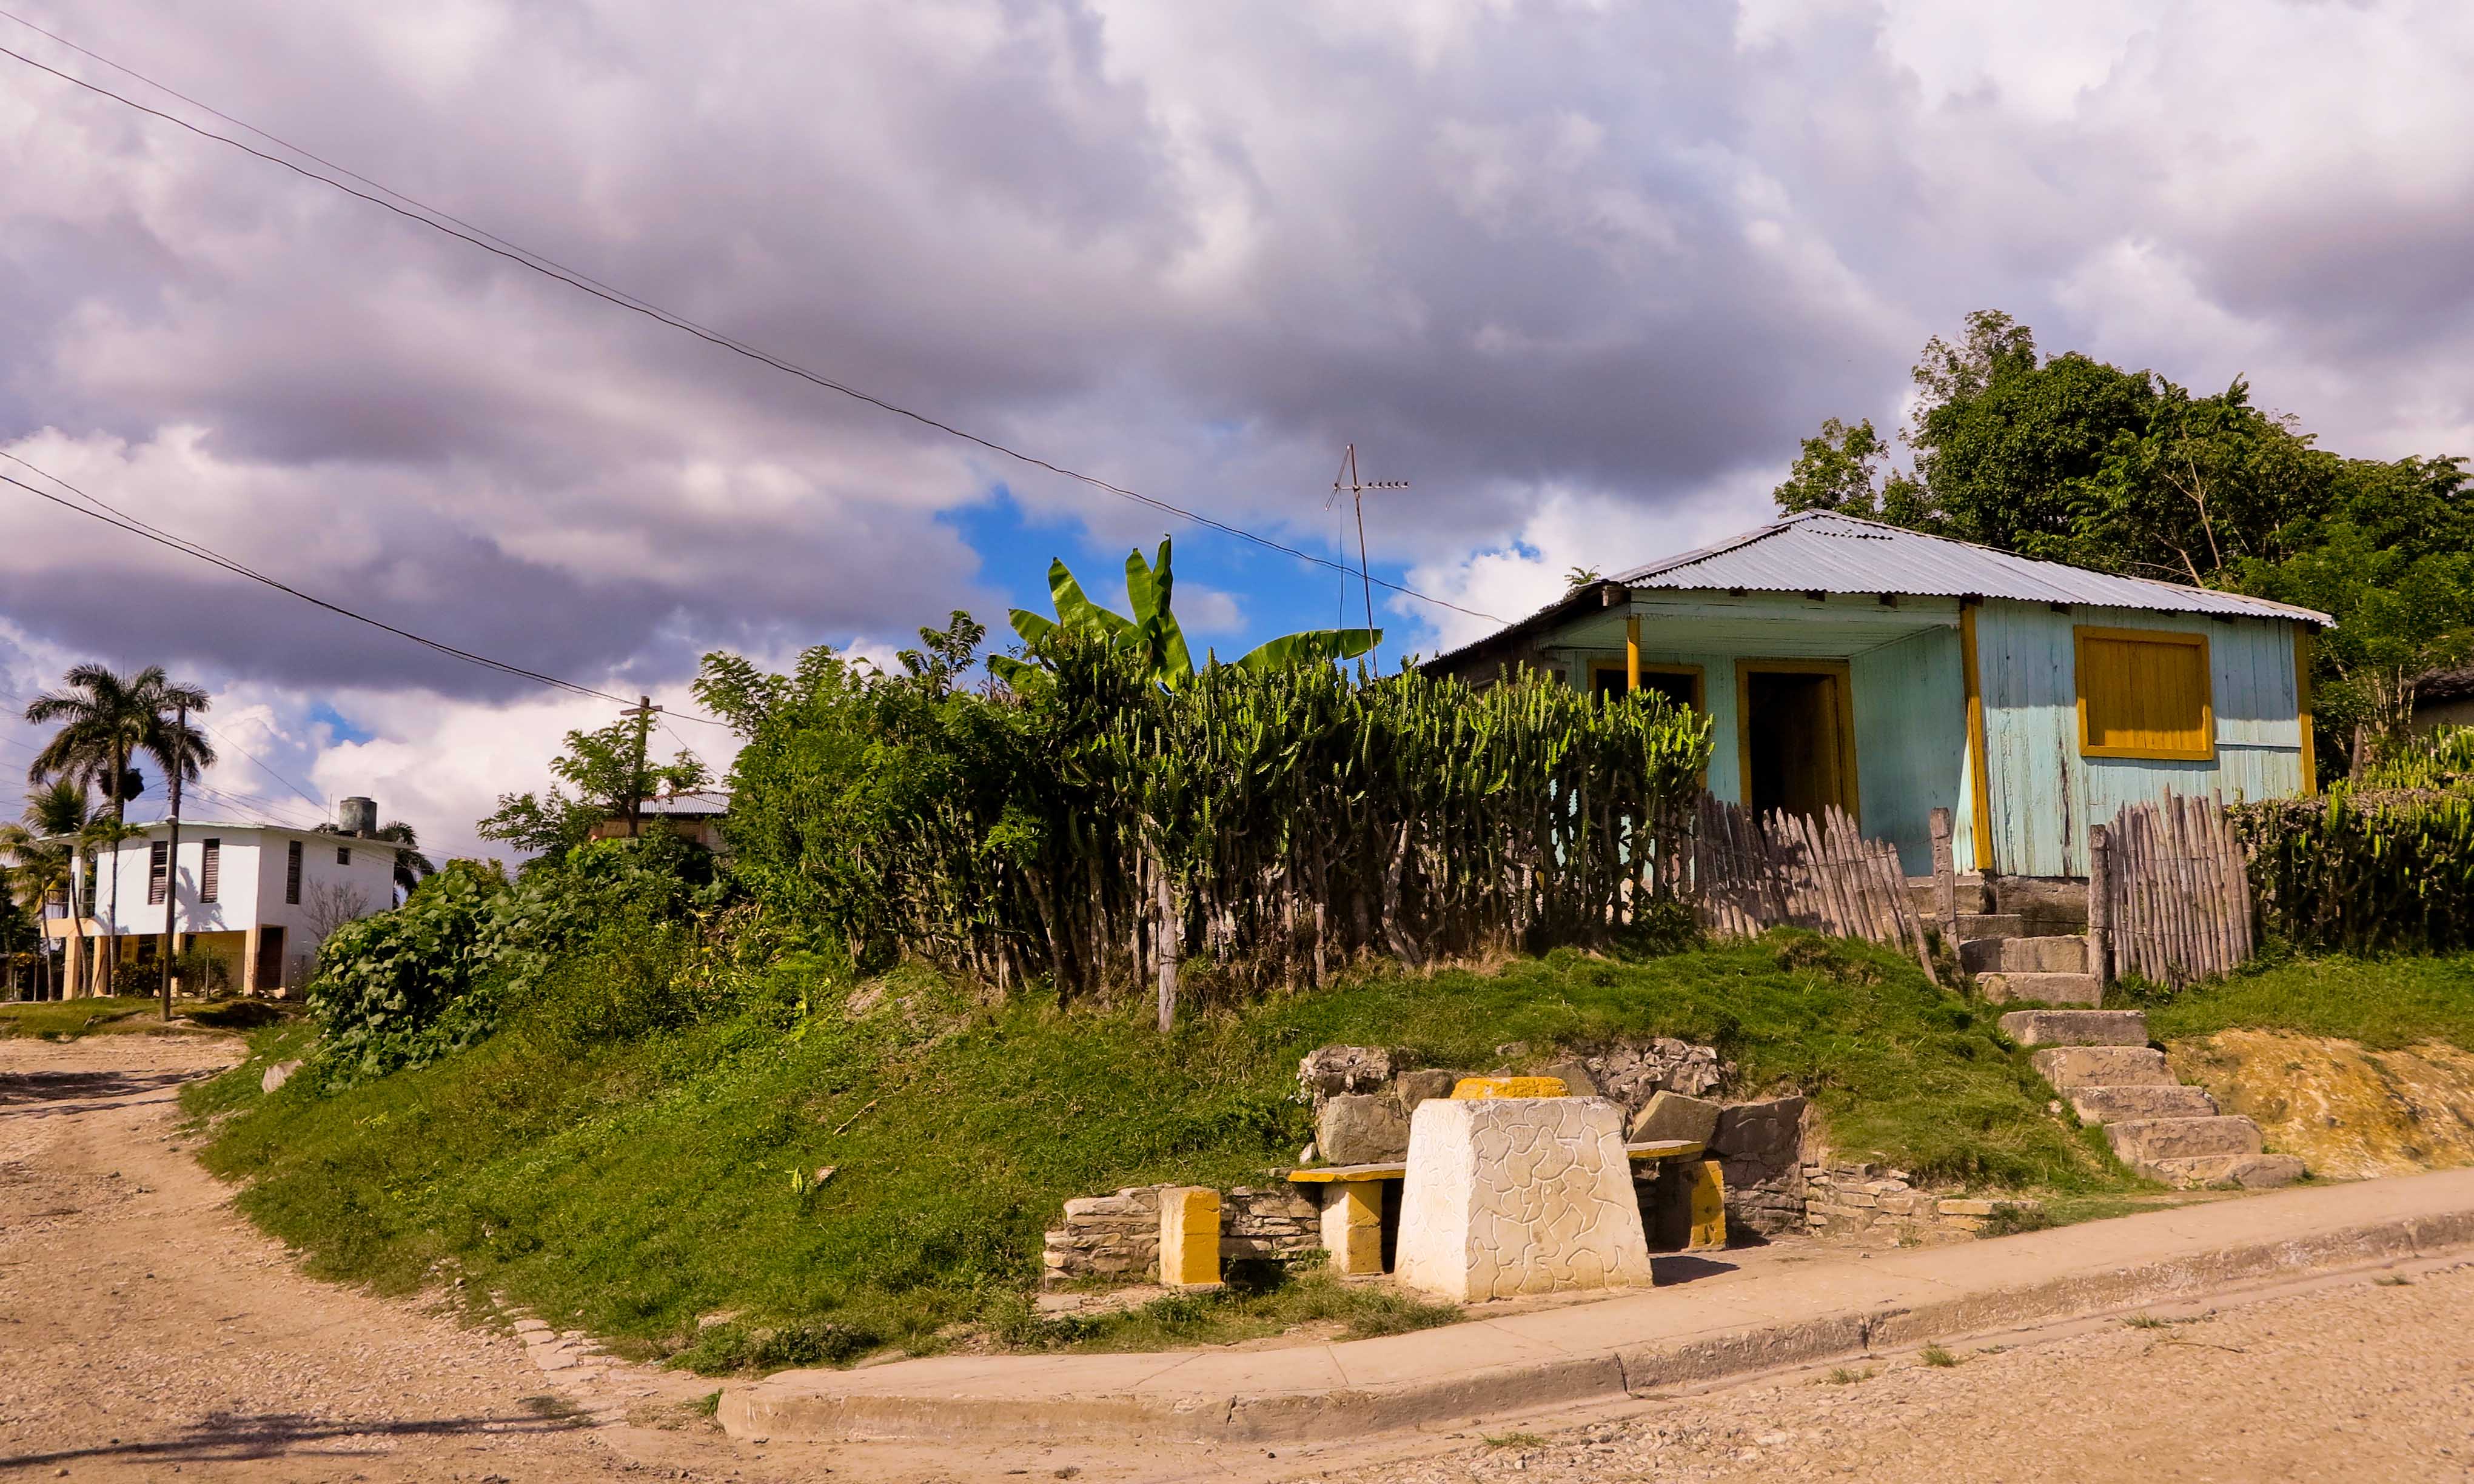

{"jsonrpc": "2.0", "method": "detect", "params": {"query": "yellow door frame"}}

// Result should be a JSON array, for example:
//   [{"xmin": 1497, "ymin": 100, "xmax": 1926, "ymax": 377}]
[
  {"xmin": 1960, "ymin": 600, "xmax": 1993, "ymax": 872},
  {"xmin": 1734, "ymin": 657, "xmax": 1859, "ymax": 823}
]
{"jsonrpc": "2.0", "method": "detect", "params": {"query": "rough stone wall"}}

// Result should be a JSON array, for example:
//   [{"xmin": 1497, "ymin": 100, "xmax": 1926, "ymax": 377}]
[
  {"xmin": 1041, "ymin": 1185, "xmax": 1166, "ymax": 1285},
  {"xmin": 1221, "ymin": 1185, "xmax": 1321, "ymax": 1262},
  {"xmin": 1801, "ymin": 1161, "xmax": 2039, "ymax": 1247},
  {"xmin": 1710, "ymin": 1095, "xmax": 1809, "ymax": 1237},
  {"xmin": 1041, "ymin": 1183, "xmax": 1323, "ymax": 1285}
]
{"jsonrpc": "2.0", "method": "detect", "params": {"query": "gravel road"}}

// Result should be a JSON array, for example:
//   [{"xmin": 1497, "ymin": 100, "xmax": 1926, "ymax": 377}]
[{"xmin": 1318, "ymin": 1260, "xmax": 2474, "ymax": 1483}]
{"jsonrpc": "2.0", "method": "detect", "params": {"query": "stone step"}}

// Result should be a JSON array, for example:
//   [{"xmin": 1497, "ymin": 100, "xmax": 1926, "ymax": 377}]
[
  {"xmin": 1906, "ymin": 875, "xmax": 1994, "ymax": 918},
  {"xmin": 2031, "ymin": 1046, "xmax": 2175, "ymax": 1089},
  {"xmin": 1955, "ymin": 912, "xmax": 2024, "ymax": 940},
  {"xmin": 1979, "ymin": 971, "xmax": 2102, "ymax": 1007},
  {"xmin": 1961, "ymin": 936, "xmax": 2087, "ymax": 974},
  {"xmin": 1997, "ymin": 1009, "xmax": 2148, "ymax": 1048},
  {"xmin": 2139, "ymin": 1152, "xmax": 2307, "ymax": 1190},
  {"xmin": 2068, "ymin": 1084, "xmax": 2218, "ymax": 1122},
  {"xmin": 2105, "ymin": 1115, "xmax": 2264, "ymax": 1164}
]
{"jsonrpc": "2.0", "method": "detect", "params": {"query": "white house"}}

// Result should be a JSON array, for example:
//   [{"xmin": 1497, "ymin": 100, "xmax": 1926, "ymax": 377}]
[{"xmin": 45, "ymin": 809, "xmax": 403, "ymax": 998}]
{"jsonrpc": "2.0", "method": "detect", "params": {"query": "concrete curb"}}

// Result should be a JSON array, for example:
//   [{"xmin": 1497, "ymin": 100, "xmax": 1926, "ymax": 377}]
[{"xmin": 719, "ymin": 1168, "xmax": 2474, "ymax": 1446}]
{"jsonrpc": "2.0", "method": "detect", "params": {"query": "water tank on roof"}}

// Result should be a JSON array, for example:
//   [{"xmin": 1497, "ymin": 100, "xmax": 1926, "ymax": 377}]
[{"xmin": 338, "ymin": 796, "xmax": 378, "ymax": 837}]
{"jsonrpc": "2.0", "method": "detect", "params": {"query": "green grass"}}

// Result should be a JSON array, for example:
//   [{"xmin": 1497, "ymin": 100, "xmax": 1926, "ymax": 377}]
[
  {"xmin": 0, "ymin": 995, "xmax": 295, "ymax": 1038},
  {"xmin": 183, "ymin": 931, "xmax": 2135, "ymax": 1372},
  {"xmin": 1918, "ymin": 1342, "xmax": 1959, "ymax": 1367},
  {"xmin": 2137, "ymin": 953, "xmax": 2474, "ymax": 1051}
]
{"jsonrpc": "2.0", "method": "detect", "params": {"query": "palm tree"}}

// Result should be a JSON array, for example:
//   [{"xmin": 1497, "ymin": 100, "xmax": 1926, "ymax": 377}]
[
  {"xmin": 0, "ymin": 779, "xmax": 93, "ymax": 1000},
  {"xmin": 318, "ymin": 817, "xmax": 436, "ymax": 900},
  {"xmin": 23, "ymin": 665, "xmax": 215, "ymax": 997}
]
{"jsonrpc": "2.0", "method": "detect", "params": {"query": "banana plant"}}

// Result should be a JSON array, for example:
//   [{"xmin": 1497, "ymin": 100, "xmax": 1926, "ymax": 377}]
[{"xmin": 990, "ymin": 538, "xmax": 1379, "ymax": 689}]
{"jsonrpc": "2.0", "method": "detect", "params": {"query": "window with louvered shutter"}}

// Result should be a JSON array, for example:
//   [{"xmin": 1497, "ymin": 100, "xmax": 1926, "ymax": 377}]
[
  {"xmin": 199, "ymin": 839, "xmax": 220, "ymax": 903},
  {"xmin": 148, "ymin": 840, "xmax": 168, "ymax": 904},
  {"xmin": 2076, "ymin": 627, "xmax": 2215, "ymax": 761},
  {"xmin": 286, "ymin": 840, "xmax": 303, "ymax": 904}
]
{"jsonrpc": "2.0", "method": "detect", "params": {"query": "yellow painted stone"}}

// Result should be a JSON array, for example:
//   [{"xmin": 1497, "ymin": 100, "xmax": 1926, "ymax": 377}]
[
  {"xmin": 1687, "ymin": 1160, "xmax": 1728, "ymax": 1251},
  {"xmin": 1451, "ymin": 1075, "xmax": 1569, "ymax": 1100},
  {"xmin": 1320, "ymin": 1179, "xmax": 1386, "ymax": 1277},
  {"xmin": 1159, "ymin": 1186, "xmax": 1222, "ymax": 1288}
]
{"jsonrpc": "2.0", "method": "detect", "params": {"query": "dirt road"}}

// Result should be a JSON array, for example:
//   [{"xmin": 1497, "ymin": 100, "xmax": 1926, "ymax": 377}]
[
  {"xmin": 0, "ymin": 1032, "xmax": 816, "ymax": 1482},
  {"xmin": 9, "ymin": 1031, "xmax": 2474, "ymax": 1483}
]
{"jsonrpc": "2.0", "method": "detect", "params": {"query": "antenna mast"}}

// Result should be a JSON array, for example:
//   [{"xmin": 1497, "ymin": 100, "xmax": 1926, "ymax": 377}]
[{"xmin": 1328, "ymin": 444, "xmax": 1409, "ymax": 667}]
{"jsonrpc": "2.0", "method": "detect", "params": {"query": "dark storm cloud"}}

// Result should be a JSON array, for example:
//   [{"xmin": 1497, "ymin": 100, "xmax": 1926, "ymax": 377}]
[{"xmin": 3, "ymin": 0, "xmax": 2472, "ymax": 712}]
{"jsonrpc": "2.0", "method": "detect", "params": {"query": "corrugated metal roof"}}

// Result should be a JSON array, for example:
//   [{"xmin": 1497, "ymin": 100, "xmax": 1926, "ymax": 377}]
[
  {"xmin": 1613, "ymin": 512, "xmax": 2330, "ymax": 620},
  {"xmin": 1425, "ymin": 510, "xmax": 2330, "ymax": 673}
]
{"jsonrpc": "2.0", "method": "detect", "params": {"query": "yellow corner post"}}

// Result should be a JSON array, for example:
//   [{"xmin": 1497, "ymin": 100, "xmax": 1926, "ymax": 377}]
[
  {"xmin": 1625, "ymin": 612, "xmax": 1641, "ymax": 695},
  {"xmin": 1319, "ymin": 1179, "xmax": 1386, "ymax": 1277},
  {"xmin": 1687, "ymin": 1160, "xmax": 1727, "ymax": 1251},
  {"xmin": 1159, "ymin": 1186, "xmax": 1222, "ymax": 1288},
  {"xmin": 1959, "ymin": 600, "xmax": 1994, "ymax": 872}
]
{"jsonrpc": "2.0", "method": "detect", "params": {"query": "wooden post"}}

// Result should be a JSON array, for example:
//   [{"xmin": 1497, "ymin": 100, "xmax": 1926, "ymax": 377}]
[
  {"xmin": 1959, "ymin": 599, "xmax": 1996, "ymax": 874},
  {"xmin": 2085, "ymin": 821, "xmax": 2111, "ymax": 991},
  {"xmin": 1624, "ymin": 613, "xmax": 1641, "ymax": 695},
  {"xmin": 1155, "ymin": 863, "xmax": 1180, "ymax": 1035},
  {"xmin": 1928, "ymin": 806, "xmax": 1957, "ymax": 941},
  {"xmin": 159, "ymin": 703, "xmax": 186, "ymax": 1020}
]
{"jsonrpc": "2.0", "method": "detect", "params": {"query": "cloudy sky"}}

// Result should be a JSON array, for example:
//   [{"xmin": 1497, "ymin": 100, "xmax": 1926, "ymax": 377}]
[{"xmin": 3, "ymin": 0, "xmax": 2470, "ymax": 860}]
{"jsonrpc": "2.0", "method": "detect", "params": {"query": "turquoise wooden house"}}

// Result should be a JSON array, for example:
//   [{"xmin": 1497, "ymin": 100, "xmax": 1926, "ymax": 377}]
[{"xmin": 1426, "ymin": 512, "xmax": 2329, "ymax": 880}]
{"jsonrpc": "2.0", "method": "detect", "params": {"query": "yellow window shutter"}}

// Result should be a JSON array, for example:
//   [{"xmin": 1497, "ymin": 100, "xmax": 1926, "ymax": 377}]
[{"xmin": 2076, "ymin": 627, "xmax": 2214, "ymax": 760}]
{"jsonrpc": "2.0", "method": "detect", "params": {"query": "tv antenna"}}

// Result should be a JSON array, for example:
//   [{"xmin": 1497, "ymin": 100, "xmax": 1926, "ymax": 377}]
[{"xmin": 1328, "ymin": 444, "xmax": 1409, "ymax": 662}]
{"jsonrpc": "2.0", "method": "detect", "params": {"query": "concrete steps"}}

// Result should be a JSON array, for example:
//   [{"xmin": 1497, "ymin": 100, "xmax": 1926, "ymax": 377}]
[
  {"xmin": 2144, "ymin": 1153, "xmax": 2309, "ymax": 1189},
  {"xmin": 2005, "ymin": 1010, "xmax": 2302, "ymax": 1191},
  {"xmin": 1980, "ymin": 971, "xmax": 2103, "ymax": 1006},
  {"xmin": 2105, "ymin": 1115, "xmax": 2263, "ymax": 1164},
  {"xmin": 1961, "ymin": 935, "xmax": 2086, "ymax": 974},
  {"xmin": 2031, "ymin": 1046, "xmax": 2176, "ymax": 1088},
  {"xmin": 1997, "ymin": 1009, "xmax": 2148, "ymax": 1048},
  {"xmin": 1956, "ymin": 912, "xmax": 2025, "ymax": 940},
  {"xmin": 2067, "ymin": 1084, "xmax": 2218, "ymax": 1121}
]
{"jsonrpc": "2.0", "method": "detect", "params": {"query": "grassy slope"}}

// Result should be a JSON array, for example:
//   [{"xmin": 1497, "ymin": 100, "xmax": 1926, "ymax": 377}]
[
  {"xmin": 2140, "ymin": 953, "xmax": 2474, "ymax": 1051},
  {"xmin": 185, "ymin": 933, "xmax": 2126, "ymax": 1364}
]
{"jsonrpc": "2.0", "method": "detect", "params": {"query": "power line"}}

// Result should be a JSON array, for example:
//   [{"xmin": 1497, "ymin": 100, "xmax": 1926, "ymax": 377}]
[
  {"xmin": 199, "ymin": 717, "xmax": 327, "ymax": 817},
  {"xmin": 0, "ymin": 462, "xmax": 728, "ymax": 725},
  {"xmin": 0, "ymin": 33, "xmax": 1503, "ymax": 627}
]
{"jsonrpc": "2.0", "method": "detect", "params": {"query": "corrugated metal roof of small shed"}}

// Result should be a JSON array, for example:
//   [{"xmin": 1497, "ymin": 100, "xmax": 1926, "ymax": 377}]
[
  {"xmin": 1422, "ymin": 510, "xmax": 2329, "ymax": 675},
  {"xmin": 1613, "ymin": 512, "xmax": 2331, "ymax": 621}
]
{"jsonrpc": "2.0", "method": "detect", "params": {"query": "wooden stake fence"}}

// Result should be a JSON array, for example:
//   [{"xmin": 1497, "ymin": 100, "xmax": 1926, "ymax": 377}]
[
  {"xmin": 2098, "ymin": 794, "xmax": 2254, "ymax": 988},
  {"xmin": 1686, "ymin": 797, "xmax": 1939, "ymax": 984}
]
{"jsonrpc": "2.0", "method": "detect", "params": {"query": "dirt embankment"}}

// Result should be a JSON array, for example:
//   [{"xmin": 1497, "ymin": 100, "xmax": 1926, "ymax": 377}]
[{"xmin": 2168, "ymin": 1029, "xmax": 2474, "ymax": 1180}]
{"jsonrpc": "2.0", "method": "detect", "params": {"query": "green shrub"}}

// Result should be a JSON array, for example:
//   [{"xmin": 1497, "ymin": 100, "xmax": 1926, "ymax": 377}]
[
  {"xmin": 2233, "ymin": 788, "xmax": 2474, "ymax": 956},
  {"xmin": 304, "ymin": 835, "xmax": 721, "ymax": 1085}
]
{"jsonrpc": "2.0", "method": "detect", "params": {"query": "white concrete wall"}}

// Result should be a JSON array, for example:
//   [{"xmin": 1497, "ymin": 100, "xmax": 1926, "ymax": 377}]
[{"xmin": 90, "ymin": 826, "xmax": 397, "ymax": 939}]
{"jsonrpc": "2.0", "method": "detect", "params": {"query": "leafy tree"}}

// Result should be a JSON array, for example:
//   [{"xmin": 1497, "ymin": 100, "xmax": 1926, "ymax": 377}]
[
  {"xmin": 1778, "ymin": 311, "xmax": 2474, "ymax": 778},
  {"xmin": 478, "ymin": 719, "xmax": 708, "ymax": 864},
  {"xmin": 0, "ymin": 779, "xmax": 96, "ymax": 998},
  {"xmin": 22, "ymin": 664, "xmax": 215, "ymax": 995},
  {"xmin": 990, "ymin": 538, "xmax": 1379, "ymax": 689}
]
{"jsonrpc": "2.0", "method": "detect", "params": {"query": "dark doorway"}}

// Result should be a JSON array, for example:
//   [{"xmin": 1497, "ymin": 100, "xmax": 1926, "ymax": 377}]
[
  {"xmin": 1591, "ymin": 664, "xmax": 1701, "ymax": 716},
  {"xmin": 253, "ymin": 925, "xmax": 286, "ymax": 995},
  {"xmin": 1743, "ymin": 666, "xmax": 1854, "ymax": 818}
]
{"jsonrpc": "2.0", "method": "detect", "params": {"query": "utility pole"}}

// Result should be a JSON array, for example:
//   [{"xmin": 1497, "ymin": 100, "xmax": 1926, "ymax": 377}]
[
  {"xmin": 1328, "ymin": 444, "xmax": 1409, "ymax": 670},
  {"xmin": 620, "ymin": 696, "xmax": 661, "ymax": 837},
  {"xmin": 159, "ymin": 703, "xmax": 184, "ymax": 1020}
]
